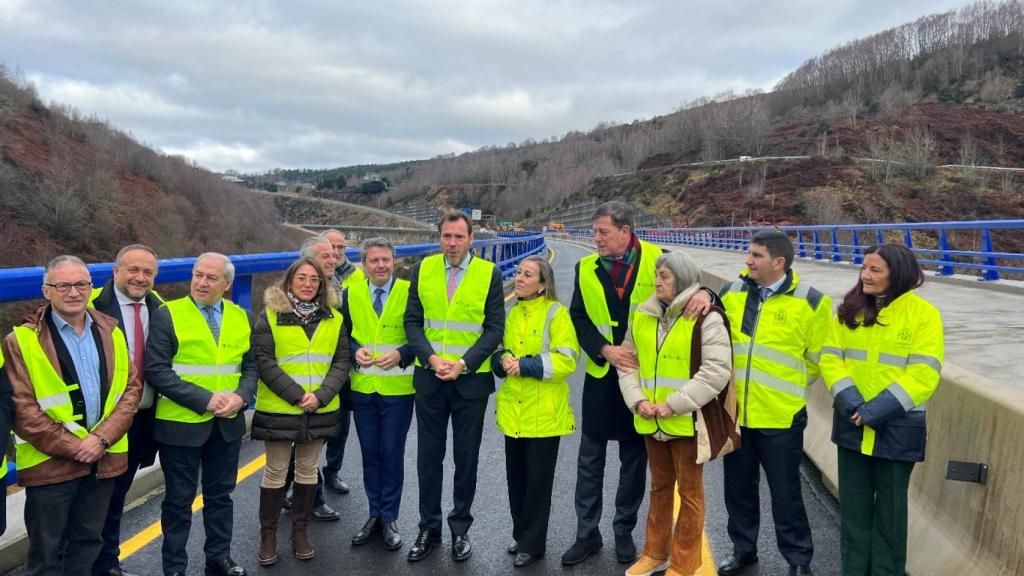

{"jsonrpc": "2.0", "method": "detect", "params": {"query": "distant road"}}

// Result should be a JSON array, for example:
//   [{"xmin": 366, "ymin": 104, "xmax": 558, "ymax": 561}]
[{"xmin": 613, "ymin": 155, "xmax": 1024, "ymax": 178}]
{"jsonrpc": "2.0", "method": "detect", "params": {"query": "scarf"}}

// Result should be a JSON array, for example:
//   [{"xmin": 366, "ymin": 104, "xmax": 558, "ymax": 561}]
[
  {"xmin": 599, "ymin": 234, "xmax": 641, "ymax": 300},
  {"xmin": 286, "ymin": 291, "xmax": 321, "ymax": 324}
]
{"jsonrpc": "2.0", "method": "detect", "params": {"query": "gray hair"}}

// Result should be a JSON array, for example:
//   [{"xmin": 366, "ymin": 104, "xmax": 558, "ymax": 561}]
[
  {"xmin": 591, "ymin": 200, "xmax": 634, "ymax": 230},
  {"xmin": 655, "ymin": 251, "xmax": 702, "ymax": 297},
  {"xmin": 43, "ymin": 255, "xmax": 89, "ymax": 284},
  {"xmin": 299, "ymin": 236, "xmax": 333, "ymax": 259},
  {"xmin": 194, "ymin": 252, "xmax": 235, "ymax": 284},
  {"xmin": 115, "ymin": 244, "xmax": 159, "ymax": 272},
  {"xmin": 518, "ymin": 255, "xmax": 558, "ymax": 301},
  {"xmin": 321, "ymin": 229, "xmax": 346, "ymax": 242},
  {"xmin": 360, "ymin": 237, "xmax": 395, "ymax": 261}
]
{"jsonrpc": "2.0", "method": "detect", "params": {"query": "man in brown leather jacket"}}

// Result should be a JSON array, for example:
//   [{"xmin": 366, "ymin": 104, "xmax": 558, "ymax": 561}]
[{"xmin": 2, "ymin": 255, "xmax": 141, "ymax": 576}]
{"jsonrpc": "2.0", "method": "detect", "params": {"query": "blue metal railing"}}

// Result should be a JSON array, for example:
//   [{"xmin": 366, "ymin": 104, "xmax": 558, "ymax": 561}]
[
  {"xmin": 565, "ymin": 220, "xmax": 1024, "ymax": 281},
  {"xmin": 0, "ymin": 234, "xmax": 547, "ymax": 310}
]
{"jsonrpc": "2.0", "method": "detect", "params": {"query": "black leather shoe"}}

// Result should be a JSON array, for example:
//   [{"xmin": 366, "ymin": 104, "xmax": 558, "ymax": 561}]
[
  {"xmin": 204, "ymin": 557, "xmax": 247, "ymax": 576},
  {"xmin": 452, "ymin": 535, "xmax": 472, "ymax": 562},
  {"xmin": 97, "ymin": 566, "xmax": 140, "ymax": 576},
  {"xmin": 561, "ymin": 538, "xmax": 602, "ymax": 566},
  {"xmin": 788, "ymin": 566, "xmax": 815, "ymax": 576},
  {"xmin": 514, "ymin": 552, "xmax": 542, "ymax": 568},
  {"xmin": 325, "ymin": 471, "xmax": 350, "ymax": 494},
  {"xmin": 407, "ymin": 529, "xmax": 440, "ymax": 562},
  {"xmin": 382, "ymin": 521, "xmax": 403, "ymax": 550},
  {"xmin": 508, "ymin": 542, "xmax": 518, "ymax": 554},
  {"xmin": 353, "ymin": 517, "xmax": 382, "ymax": 545},
  {"xmin": 614, "ymin": 533, "xmax": 637, "ymax": 564},
  {"xmin": 717, "ymin": 554, "xmax": 759, "ymax": 575},
  {"xmin": 312, "ymin": 502, "xmax": 340, "ymax": 521}
]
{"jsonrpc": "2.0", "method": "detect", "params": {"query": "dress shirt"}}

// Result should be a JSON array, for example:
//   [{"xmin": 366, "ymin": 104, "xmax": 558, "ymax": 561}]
[
  {"xmin": 368, "ymin": 276, "xmax": 395, "ymax": 310},
  {"xmin": 51, "ymin": 310, "xmax": 101, "ymax": 428},
  {"xmin": 760, "ymin": 274, "xmax": 787, "ymax": 301},
  {"xmin": 445, "ymin": 253, "xmax": 473, "ymax": 290},
  {"xmin": 114, "ymin": 285, "xmax": 154, "ymax": 408}
]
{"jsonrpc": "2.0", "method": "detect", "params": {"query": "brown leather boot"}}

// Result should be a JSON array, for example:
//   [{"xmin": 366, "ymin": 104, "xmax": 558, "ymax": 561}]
[
  {"xmin": 291, "ymin": 483, "xmax": 317, "ymax": 560},
  {"xmin": 258, "ymin": 486, "xmax": 286, "ymax": 566}
]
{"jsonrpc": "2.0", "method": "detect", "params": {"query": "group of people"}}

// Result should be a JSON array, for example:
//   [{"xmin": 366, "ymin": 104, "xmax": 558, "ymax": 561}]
[{"xmin": 0, "ymin": 201, "xmax": 943, "ymax": 576}]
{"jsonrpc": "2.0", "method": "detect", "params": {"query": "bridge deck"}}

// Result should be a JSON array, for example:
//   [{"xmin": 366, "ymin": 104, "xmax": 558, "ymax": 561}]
[{"xmin": 660, "ymin": 242, "xmax": 1024, "ymax": 391}]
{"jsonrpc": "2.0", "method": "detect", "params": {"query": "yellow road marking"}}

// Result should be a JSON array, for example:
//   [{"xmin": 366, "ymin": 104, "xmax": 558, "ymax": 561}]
[
  {"xmin": 120, "ymin": 453, "xmax": 267, "ymax": 559},
  {"xmin": 674, "ymin": 486, "xmax": 718, "ymax": 575}
]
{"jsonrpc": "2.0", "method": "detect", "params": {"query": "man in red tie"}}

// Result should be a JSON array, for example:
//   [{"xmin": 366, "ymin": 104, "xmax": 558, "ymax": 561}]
[{"xmin": 89, "ymin": 244, "xmax": 163, "ymax": 576}]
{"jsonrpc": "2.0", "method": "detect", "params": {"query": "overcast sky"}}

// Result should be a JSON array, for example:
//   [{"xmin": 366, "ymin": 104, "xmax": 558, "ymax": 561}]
[{"xmin": 0, "ymin": 0, "xmax": 979, "ymax": 173}]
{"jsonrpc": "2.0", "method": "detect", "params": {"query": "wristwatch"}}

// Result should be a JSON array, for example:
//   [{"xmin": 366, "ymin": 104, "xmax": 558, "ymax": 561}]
[
  {"xmin": 458, "ymin": 358, "xmax": 468, "ymax": 372},
  {"xmin": 97, "ymin": 435, "xmax": 110, "ymax": 449}
]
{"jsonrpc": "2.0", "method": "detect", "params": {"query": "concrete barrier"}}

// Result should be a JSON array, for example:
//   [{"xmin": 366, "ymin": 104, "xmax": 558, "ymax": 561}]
[{"xmin": 561, "ymin": 236, "xmax": 1023, "ymax": 574}]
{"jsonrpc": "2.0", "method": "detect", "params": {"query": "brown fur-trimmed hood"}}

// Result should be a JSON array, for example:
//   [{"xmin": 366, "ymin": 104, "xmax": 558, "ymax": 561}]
[{"xmin": 263, "ymin": 282, "xmax": 339, "ymax": 314}]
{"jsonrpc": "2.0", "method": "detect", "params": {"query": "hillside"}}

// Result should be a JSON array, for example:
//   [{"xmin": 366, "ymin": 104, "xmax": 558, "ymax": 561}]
[
  {"xmin": 0, "ymin": 67, "xmax": 295, "ymax": 268},
  {"xmin": 281, "ymin": 0, "xmax": 1024, "ymax": 227}
]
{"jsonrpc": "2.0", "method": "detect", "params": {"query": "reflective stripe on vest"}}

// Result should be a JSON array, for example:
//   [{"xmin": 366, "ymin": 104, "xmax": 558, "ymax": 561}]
[
  {"xmin": 255, "ymin": 307, "xmax": 343, "ymax": 415},
  {"xmin": 349, "ymin": 278, "xmax": 415, "ymax": 395},
  {"xmin": 156, "ymin": 298, "xmax": 250, "ymax": 424},
  {"xmin": 578, "ymin": 240, "xmax": 660, "ymax": 378},
  {"xmin": 13, "ymin": 324, "xmax": 130, "ymax": 471},
  {"xmin": 417, "ymin": 254, "xmax": 493, "ymax": 373},
  {"xmin": 632, "ymin": 311, "xmax": 696, "ymax": 437}
]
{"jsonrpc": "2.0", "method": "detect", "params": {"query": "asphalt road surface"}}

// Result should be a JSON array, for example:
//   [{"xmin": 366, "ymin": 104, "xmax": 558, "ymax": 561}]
[{"xmin": 6, "ymin": 239, "xmax": 841, "ymax": 576}]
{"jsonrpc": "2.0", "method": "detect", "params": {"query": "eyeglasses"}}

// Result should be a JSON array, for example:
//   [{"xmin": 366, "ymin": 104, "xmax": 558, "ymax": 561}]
[
  {"xmin": 294, "ymin": 275, "xmax": 321, "ymax": 285},
  {"xmin": 45, "ymin": 281, "xmax": 93, "ymax": 294}
]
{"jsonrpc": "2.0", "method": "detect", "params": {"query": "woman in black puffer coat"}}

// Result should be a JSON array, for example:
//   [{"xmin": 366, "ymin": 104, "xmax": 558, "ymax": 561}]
[{"xmin": 251, "ymin": 257, "xmax": 350, "ymax": 565}]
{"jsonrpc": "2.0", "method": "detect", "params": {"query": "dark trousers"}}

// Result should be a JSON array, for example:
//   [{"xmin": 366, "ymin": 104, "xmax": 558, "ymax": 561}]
[
  {"xmin": 505, "ymin": 436, "xmax": 560, "ymax": 556},
  {"xmin": 838, "ymin": 447, "xmax": 914, "ymax": 576},
  {"xmin": 94, "ymin": 409, "xmax": 156, "ymax": 574},
  {"xmin": 282, "ymin": 409, "xmax": 351, "ymax": 507},
  {"xmin": 353, "ymin": 391, "xmax": 414, "ymax": 521},
  {"xmin": 573, "ymin": 432, "xmax": 647, "ymax": 542},
  {"xmin": 415, "ymin": 385, "xmax": 488, "ymax": 536},
  {"xmin": 723, "ymin": 424, "xmax": 813, "ymax": 566},
  {"xmin": 323, "ymin": 408, "xmax": 352, "ymax": 475},
  {"xmin": 24, "ymin": 473, "xmax": 115, "ymax": 576},
  {"xmin": 159, "ymin": 426, "xmax": 242, "ymax": 574}
]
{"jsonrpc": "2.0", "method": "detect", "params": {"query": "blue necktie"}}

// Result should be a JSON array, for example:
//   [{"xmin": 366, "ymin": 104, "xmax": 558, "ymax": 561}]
[
  {"xmin": 760, "ymin": 287, "xmax": 772, "ymax": 302},
  {"xmin": 373, "ymin": 288, "xmax": 384, "ymax": 317},
  {"xmin": 203, "ymin": 305, "xmax": 220, "ymax": 343}
]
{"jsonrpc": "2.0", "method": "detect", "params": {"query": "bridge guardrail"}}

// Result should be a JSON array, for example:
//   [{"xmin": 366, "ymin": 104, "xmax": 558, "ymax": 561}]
[
  {"xmin": 0, "ymin": 233, "xmax": 547, "ymax": 309},
  {"xmin": 566, "ymin": 220, "xmax": 1024, "ymax": 281}
]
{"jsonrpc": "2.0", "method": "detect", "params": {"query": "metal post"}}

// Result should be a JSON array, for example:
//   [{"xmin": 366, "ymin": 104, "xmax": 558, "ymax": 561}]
[
  {"xmin": 939, "ymin": 229, "xmax": 954, "ymax": 276},
  {"xmin": 813, "ymin": 231, "xmax": 822, "ymax": 260},
  {"xmin": 233, "ymin": 274, "xmax": 253, "ymax": 311},
  {"xmin": 831, "ymin": 228, "xmax": 842, "ymax": 262},
  {"xmin": 982, "ymin": 229, "xmax": 999, "ymax": 281},
  {"xmin": 852, "ymin": 230, "xmax": 863, "ymax": 264}
]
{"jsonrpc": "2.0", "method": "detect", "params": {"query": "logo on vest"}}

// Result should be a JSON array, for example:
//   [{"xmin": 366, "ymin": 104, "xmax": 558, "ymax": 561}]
[{"xmin": 898, "ymin": 328, "xmax": 913, "ymax": 342}]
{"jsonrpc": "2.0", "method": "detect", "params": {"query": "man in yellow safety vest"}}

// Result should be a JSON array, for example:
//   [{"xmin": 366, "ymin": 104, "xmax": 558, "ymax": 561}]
[{"xmin": 3, "ymin": 255, "xmax": 141, "ymax": 576}]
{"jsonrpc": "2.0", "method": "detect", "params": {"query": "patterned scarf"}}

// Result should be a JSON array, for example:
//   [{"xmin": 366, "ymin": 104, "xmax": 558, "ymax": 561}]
[
  {"xmin": 286, "ymin": 291, "xmax": 321, "ymax": 325},
  {"xmin": 599, "ymin": 234, "xmax": 641, "ymax": 300}
]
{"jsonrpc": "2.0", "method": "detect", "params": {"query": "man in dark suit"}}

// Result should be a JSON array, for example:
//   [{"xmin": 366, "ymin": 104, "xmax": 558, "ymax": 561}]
[
  {"xmin": 146, "ymin": 252, "xmax": 258, "ymax": 576},
  {"xmin": 90, "ymin": 244, "xmax": 162, "ymax": 576},
  {"xmin": 403, "ymin": 211, "xmax": 504, "ymax": 563}
]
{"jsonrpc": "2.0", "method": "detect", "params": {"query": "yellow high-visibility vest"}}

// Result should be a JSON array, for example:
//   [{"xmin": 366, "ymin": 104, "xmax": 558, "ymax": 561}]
[
  {"xmin": 255, "ymin": 308, "xmax": 343, "ymax": 414},
  {"xmin": 349, "ymin": 279, "xmax": 414, "ymax": 396},
  {"xmin": 12, "ymin": 324, "xmax": 130, "ymax": 470},
  {"xmin": 417, "ymin": 254, "xmax": 494, "ymax": 373},
  {"xmin": 155, "ymin": 298, "xmax": 250, "ymax": 424},
  {"xmin": 631, "ymin": 310, "xmax": 696, "ymax": 437}
]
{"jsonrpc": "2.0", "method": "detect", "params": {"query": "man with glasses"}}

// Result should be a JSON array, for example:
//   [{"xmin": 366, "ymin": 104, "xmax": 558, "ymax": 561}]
[
  {"xmin": 3, "ymin": 255, "xmax": 142, "ymax": 576},
  {"xmin": 146, "ymin": 252, "xmax": 257, "ymax": 576}
]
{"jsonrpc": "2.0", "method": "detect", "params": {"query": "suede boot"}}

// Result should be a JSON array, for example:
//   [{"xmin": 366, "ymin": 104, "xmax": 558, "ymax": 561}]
[
  {"xmin": 291, "ymin": 483, "xmax": 317, "ymax": 560},
  {"xmin": 258, "ymin": 486, "xmax": 287, "ymax": 566}
]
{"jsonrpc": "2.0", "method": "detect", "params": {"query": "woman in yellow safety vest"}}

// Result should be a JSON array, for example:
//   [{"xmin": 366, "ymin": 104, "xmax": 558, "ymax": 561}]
[
  {"xmin": 492, "ymin": 255, "xmax": 580, "ymax": 569},
  {"xmin": 250, "ymin": 257, "xmax": 350, "ymax": 566},
  {"xmin": 820, "ymin": 243, "xmax": 943, "ymax": 576},
  {"xmin": 617, "ymin": 251, "xmax": 734, "ymax": 576}
]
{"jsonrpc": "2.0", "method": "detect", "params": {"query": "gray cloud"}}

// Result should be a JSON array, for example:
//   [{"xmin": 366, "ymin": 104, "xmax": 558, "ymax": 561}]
[{"xmin": 0, "ymin": 0, "xmax": 978, "ymax": 171}]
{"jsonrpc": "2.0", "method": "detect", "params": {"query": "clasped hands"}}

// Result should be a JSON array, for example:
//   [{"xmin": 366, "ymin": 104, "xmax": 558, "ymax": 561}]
[
  {"xmin": 356, "ymin": 348, "xmax": 401, "ymax": 371},
  {"xmin": 501, "ymin": 353, "xmax": 520, "ymax": 376},
  {"xmin": 206, "ymin": 391, "xmax": 245, "ymax": 418},
  {"xmin": 428, "ymin": 354, "xmax": 465, "ymax": 381},
  {"xmin": 635, "ymin": 399, "xmax": 674, "ymax": 419},
  {"xmin": 601, "ymin": 344, "xmax": 639, "ymax": 371}
]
